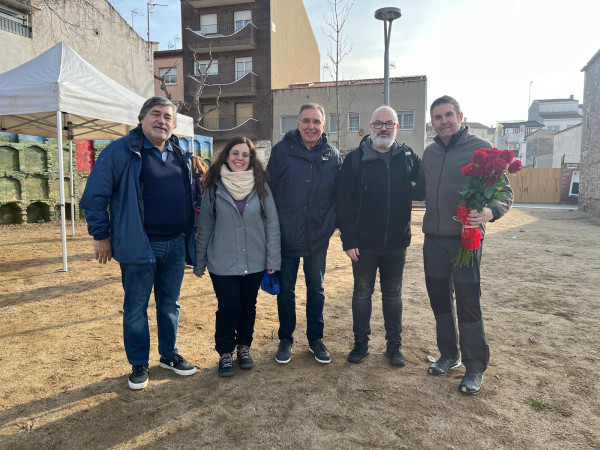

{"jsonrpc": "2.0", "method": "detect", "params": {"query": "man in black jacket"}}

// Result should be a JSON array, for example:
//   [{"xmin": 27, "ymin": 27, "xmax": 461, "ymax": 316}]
[
  {"xmin": 336, "ymin": 106, "xmax": 421, "ymax": 365},
  {"xmin": 267, "ymin": 104, "xmax": 341, "ymax": 365}
]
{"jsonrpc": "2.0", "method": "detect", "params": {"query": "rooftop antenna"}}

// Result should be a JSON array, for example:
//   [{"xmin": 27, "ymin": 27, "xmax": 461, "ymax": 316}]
[
  {"xmin": 147, "ymin": 1, "xmax": 167, "ymax": 60},
  {"xmin": 131, "ymin": 8, "xmax": 142, "ymax": 29}
]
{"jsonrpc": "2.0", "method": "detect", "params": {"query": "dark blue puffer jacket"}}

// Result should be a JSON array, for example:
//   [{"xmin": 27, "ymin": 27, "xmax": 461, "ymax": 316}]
[
  {"xmin": 267, "ymin": 129, "xmax": 341, "ymax": 257},
  {"xmin": 80, "ymin": 126, "xmax": 196, "ymax": 265}
]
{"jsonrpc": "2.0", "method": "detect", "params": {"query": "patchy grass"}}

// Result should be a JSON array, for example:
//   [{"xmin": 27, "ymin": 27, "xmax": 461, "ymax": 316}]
[{"xmin": 527, "ymin": 397, "xmax": 550, "ymax": 411}]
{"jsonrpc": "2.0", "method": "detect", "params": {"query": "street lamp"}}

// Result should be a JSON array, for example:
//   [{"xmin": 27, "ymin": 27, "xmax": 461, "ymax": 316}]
[{"xmin": 374, "ymin": 7, "xmax": 401, "ymax": 106}]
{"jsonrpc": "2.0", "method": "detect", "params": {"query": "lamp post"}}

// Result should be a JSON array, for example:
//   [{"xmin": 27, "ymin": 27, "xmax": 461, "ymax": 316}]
[{"xmin": 374, "ymin": 7, "xmax": 401, "ymax": 106}]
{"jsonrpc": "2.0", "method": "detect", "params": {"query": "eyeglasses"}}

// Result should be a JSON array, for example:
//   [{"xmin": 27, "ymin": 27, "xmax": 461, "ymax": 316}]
[
  {"xmin": 230, "ymin": 150, "xmax": 251, "ymax": 159},
  {"xmin": 371, "ymin": 121, "xmax": 397, "ymax": 129}
]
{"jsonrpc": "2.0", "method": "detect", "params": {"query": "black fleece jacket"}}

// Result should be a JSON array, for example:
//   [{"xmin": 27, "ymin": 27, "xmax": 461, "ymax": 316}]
[{"xmin": 336, "ymin": 136, "xmax": 421, "ymax": 251}]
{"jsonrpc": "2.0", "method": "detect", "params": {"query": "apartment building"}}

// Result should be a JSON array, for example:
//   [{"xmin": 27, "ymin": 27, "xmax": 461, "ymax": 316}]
[
  {"xmin": 181, "ymin": 0, "xmax": 319, "ymax": 153},
  {"xmin": 272, "ymin": 77, "xmax": 428, "ymax": 156}
]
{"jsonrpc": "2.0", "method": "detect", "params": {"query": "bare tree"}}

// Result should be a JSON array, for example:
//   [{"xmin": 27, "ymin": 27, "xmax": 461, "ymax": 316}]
[
  {"xmin": 154, "ymin": 43, "xmax": 221, "ymax": 129},
  {"xmin": 322, "ymin": 0, "xmax": 356, "ymax": 149}
]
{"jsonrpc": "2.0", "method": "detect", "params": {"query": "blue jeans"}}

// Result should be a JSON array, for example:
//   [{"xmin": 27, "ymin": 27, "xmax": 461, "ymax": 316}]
[
  {"xmin": 277, "ymin": 248, "xmax": 328, "ymax": 342},
  {"xmin": 120, "ymin": 234, "xmax": 185, "ymax": 365},
  {"xmin": 352, "ymin": 248, "xmax": 407, "ymax": 345}
]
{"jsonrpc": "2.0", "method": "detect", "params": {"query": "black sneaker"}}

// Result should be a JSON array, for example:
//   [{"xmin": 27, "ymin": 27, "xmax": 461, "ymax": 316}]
[
  {"xmin": 459, "ymin": 372, "xmax": 484, "ymax": 395},
  {"xmin": 128, "ymin": 364, "xmax": 149, "ymax": 390},
  {"xmin": 309, "ymin": 339, "xmax": 331, "ymax": 364},
  {"xmin": 218, "ymin": 352, "xmax": 234, "ymax": 377},
  {"xmin": 428, "ymin": 356, "xmax": 462, "ymax": 376},
  {"xmin": 237, "ymin": 345, "xmax": 255, "ymax": 369},
  {"xmin": 384, "ymin": 345, "xmax": 406, "ymax": 366},
  {"xmin": 159, "ymin": 354, "xmax": 197, "ymax": 376},
  {"xmin": 347, "ymin": 342, "xmax": 370, "ymax": 363},
  {"xmin": 275, "ymin": 339, "xmax": 293, "ymax": 364}
]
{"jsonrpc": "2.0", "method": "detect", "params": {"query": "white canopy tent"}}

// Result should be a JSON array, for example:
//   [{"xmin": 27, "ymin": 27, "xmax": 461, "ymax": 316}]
[{"xmin": 0, "ymin": 42, "xmax": 193, "ymax": 271}]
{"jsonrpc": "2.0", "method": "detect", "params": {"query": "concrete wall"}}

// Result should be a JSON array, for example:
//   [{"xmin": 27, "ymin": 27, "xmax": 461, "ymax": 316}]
[
  {"xmin": 270, "ymin": 0, "xmax": 320, "ymax": 89},
  {"xmin": 0, "ymin": 0, "xmax": 153, "ymax": 97},
  {"xmin": 553, "ymin": 124, "xmax": 582, "ymax": 168},
  {"xmin": 525, "ymin": 130, "xmax": 556, "ymax": 168},
  {"xmin": 272, "ymin": 78, "xmax": 427, "ymax": 156},
  {"xmin": 580, "ymin": 51, "xmax": 600, "ymax": 215}
]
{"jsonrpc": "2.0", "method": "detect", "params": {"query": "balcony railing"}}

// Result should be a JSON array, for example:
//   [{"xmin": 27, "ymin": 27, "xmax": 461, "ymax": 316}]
[
  {"xmin": 199, "ymin": 71, "xmax": 258, "ymax": 98},
  {"xmin": 199, "ymin": 117, "xmax": 257, "ymax": 130},
  {"xmin": 0, "ymin": 16, "xmax": 32, "ymax": 38},
  {"xmin": 187, "ymin": 22, "xmax": 257, "ymax": 53}
]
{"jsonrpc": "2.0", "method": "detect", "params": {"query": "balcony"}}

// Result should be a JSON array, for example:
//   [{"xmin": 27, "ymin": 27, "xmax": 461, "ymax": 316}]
[
  {"xmin": 199, "ymin": 71, "xmax": 257, "ymax": 98},
  {"xmin": 187, "ymin": 22, "xmax": 257, "ymax": 53},
  {"xmin": 0, "ymin": 16, "xmax": 32, "ymax": 37},
  {"xmin": 188, "ymin": 0, "xmax": 254, "ymax": 7},
  {"xmin": 197, "ymin": 117, "xmax": 258, "ymax": 139}
]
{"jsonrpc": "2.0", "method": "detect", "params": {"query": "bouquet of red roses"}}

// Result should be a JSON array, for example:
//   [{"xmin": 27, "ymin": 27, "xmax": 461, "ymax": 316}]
[{"xmin": 455, "ymin": 148, "xmax": 521, "ymax": 267}]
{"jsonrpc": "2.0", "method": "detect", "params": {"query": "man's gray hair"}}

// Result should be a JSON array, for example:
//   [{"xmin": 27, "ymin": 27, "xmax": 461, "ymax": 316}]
[
  {"xmin": 138, "ymin": 96, "xmax": 177, "ymax": 127},
  {"xmin": 298, "ymin": 103, "xmax": 325, "ymax": 121},
  {"xmin": 370, "ymin": 106, "xmax": 398, "ymax": 124}
]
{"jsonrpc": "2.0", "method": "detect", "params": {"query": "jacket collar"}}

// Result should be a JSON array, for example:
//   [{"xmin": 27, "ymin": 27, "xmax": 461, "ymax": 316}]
[
  {"xmin": 360, "ymin": 135, "xmax": 403, "ymax": 162},
  {"xmin": 433, "ymin": 126, "xmax": 469, "ymax": 150},
  {"xmin": 283, "ymin": 129, "xmax": 331, "ymax": 158},
  {"xmin": 127, "ymin": 125, "xmax": 184, "ymax": 159}
]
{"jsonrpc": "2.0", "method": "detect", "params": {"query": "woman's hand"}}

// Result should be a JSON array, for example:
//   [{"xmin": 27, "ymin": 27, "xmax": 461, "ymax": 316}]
[
  {"xmin": 195, "ymin": 272, "xmax": 205, "ymax": 278},
  {"xmin": 267, "ymin": 269, "xmax": 275, "ymax": 274}
]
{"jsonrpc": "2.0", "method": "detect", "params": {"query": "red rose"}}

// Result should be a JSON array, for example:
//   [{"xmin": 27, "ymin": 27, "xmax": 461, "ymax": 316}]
[
  {"xmin": 486, "ymin": 174, "xmax": 499, "ymax": 186},
  {"xmin": 461, "ymin": 163, "xmax": 476, "ymax": 177},
  {"xmin": 500, "ymin": 150, "xmax": 514, "ymax": 164},
  {"xmin": 492, "ymin": 157, "xmax": 507, "ymax": 172},
  {"xmin": 473, "ymin": 150, "xmax": 488, "ymax": 165},
  {"xmin": 508, "ymin": 160, "xmax": 522, "ymax": 174}
]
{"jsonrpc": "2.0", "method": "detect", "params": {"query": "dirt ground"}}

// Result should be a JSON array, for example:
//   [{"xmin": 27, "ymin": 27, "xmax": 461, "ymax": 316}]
[{"xmin": 0, "ymin": 207, "xmax": 599, "ymax": 449}]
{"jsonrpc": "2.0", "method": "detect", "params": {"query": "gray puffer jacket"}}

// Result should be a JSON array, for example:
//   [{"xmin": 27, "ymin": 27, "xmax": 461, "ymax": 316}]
[{"xmin": 194, "ymin": 180, "xmax": 281, "ymax": 276}]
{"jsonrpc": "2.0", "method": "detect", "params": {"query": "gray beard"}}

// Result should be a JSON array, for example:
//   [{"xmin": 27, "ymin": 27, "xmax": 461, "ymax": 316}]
[{"xmin": 372, "ymin": 135, "xmax": 394, "ymax": 149}]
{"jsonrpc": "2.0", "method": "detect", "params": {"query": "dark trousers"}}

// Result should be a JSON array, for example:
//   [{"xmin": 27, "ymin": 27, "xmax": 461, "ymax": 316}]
[
  {"xmin": 351, "ymin": 248, "xmax": 407, "ymax": 346},
  {"xmin": 277, "ymin": 247, "xmax": 328, "ymax": 342},
  {"xmin": 209, "ymin": 271, "xmax": 264, "ymax": 355},
  {"xmin": 423, "ymin": 236, "xmax": 489, "ymax": 373}
]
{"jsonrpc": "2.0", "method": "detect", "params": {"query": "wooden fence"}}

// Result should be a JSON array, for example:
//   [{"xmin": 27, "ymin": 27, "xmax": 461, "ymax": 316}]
[{"xmin": 508, "ymin": 168, "xmax": 561, "ymax": 203}]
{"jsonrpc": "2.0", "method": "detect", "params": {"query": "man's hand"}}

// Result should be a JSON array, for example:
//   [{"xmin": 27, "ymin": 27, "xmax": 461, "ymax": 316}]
[
  {"xmin": 345, "ymin": 248, "xmax": 359, "ymax": 262},
  {"xmin": 468, "ymin": 207, "xmax": 494, "ymax": 226},
  {"xmin": 94, "ymin": 238, "xmax": 112, "ymax": 264}
]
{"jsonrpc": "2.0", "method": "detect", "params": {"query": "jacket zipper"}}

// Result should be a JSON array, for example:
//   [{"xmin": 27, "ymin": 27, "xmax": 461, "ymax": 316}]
[
  {"xmin": 383, "ymin": 160, "xmax": 391, "ymax": 248},
  {"xmin": 435, "ymin": 151, "xmax": 448, "ymax": 235}
]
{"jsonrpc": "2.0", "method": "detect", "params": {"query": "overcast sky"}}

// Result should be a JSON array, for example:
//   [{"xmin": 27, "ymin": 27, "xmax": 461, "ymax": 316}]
[{"xmin": 112, "ymin": 0, "xmax": 599, "ymax": 127}]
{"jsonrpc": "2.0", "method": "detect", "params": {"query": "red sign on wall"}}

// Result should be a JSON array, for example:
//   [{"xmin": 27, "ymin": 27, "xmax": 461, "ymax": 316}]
[{"xmin": 75, "ymin": 140, "xmax": 95, "ymax": 173}]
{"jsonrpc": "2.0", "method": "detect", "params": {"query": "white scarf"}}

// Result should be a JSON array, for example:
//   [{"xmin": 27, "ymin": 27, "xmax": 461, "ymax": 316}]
[{"xmin": 220, "ymin": 165, "xmax": 255, "ymax": 200}]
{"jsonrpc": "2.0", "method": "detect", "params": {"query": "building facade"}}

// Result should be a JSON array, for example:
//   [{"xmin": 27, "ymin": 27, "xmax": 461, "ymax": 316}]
[
  {"xmin": 272, "ymin": 77, "xmax": 428, "ymax": 156},
  {"xmin": 524, "ymin": 129, "xmax": 556, "ymax": 168},
  {"xmin": 528, "ymin": 96, "xmax": 583, "ymax": 132},
  {"xmin": 0, "ymin": 0, "xmax": 153, "ymax": 97},
  {"xmin": 552, "ymin": 124, "xmax": 582, "ymax": 168},
  {"xmin": 154, "ymin": 49, "xmax": 185, "ymax": 105},
  {"xmin": 579, "ymin": 49, "xmax": 600, "ymax": 215},
  {"xmin": 180, "ymin": 0, "xmax": 319, "ymax": 154},
  {"xmin": 492, "ymin": 120, "xmax": 544, "ymax": 165}
]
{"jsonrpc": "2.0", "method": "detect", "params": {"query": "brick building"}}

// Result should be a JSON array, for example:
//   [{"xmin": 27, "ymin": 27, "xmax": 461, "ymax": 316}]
[{"xmin": 181, "ymin": 0, "xmax": 319, "ymax": 155}]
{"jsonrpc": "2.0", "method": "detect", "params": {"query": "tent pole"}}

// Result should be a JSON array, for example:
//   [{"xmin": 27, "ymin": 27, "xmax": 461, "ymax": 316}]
[
  {"xmin": 56, "ymin": 111, "xmax": 68, "ymax": 272},
  {"xmin": 69, "ymin": 140, "xmax": 75, "ymax": 236}
]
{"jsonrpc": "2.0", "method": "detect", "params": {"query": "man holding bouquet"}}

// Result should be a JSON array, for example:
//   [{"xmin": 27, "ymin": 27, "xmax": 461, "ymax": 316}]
[{"xmin": 414, "ymin": 95, "xmax": 513, "ymax": 395}]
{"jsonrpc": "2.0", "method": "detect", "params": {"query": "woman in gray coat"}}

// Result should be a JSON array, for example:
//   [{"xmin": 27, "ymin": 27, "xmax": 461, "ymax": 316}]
[{"xmin": 194, "ymin": 136, "xmax": 281, "ymax": 377}]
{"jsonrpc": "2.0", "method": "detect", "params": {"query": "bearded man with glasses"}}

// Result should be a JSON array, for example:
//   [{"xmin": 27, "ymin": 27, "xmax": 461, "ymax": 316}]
[{"xmin": 336, "ymin": 105, "xmax": 421, "ymax": 366}]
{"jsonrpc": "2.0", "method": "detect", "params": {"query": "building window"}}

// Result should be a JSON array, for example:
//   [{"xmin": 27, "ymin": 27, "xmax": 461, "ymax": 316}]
[
  {"xmin": 235, "ymin": 57, "xmax": 252, "ymax": 80},
  {"xmin": 159, "ymin": 67, "xmax": 177, "ymax": 85},
  {"xmin": 329, "ymin": 114, "xmax": 338, "ymax": 134},
  {"xmin": 348, "ymin": 113, "xmax": 359, "ymax": 132},
  {"xmin": 397, "ymin": 110, "xmax": 414, "ymax": 130},
  {"xmin": 236, "ymin": 103, "xmax": 253, "ymax": 126},
  {"xmin": 200, "ymin": 13, "xmax": 217, "ymax": 35},
  {"xmin": 547, "ymin": 125, "xmax": 560, "ymax": 131},
  {"xmin": 201, "ymin": 104, "xmax": 219, "ymax": 129},
  {"xmin": 281, "ymin": 116, "xmax": 298, "ymax": 135},
  {"xmin": 234, "ymin": 10, "xmax": 252, "ymax": 32},
  {"xmin": 195, "ymin": 60, "xmax": 218, "ymax": 76}
]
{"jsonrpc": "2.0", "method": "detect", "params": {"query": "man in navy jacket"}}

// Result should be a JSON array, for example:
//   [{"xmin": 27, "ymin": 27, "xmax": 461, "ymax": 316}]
[
  {"xmin": 336, "ymin": 106, "xmax": 421, "ymax": 366},
  {"xmin": 81, "ymin": 97, "xmax": 197, "ymax": 390},
  {"xmin": 267, "ymin": 103, "xmax": 341, "ymax": 364}
]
